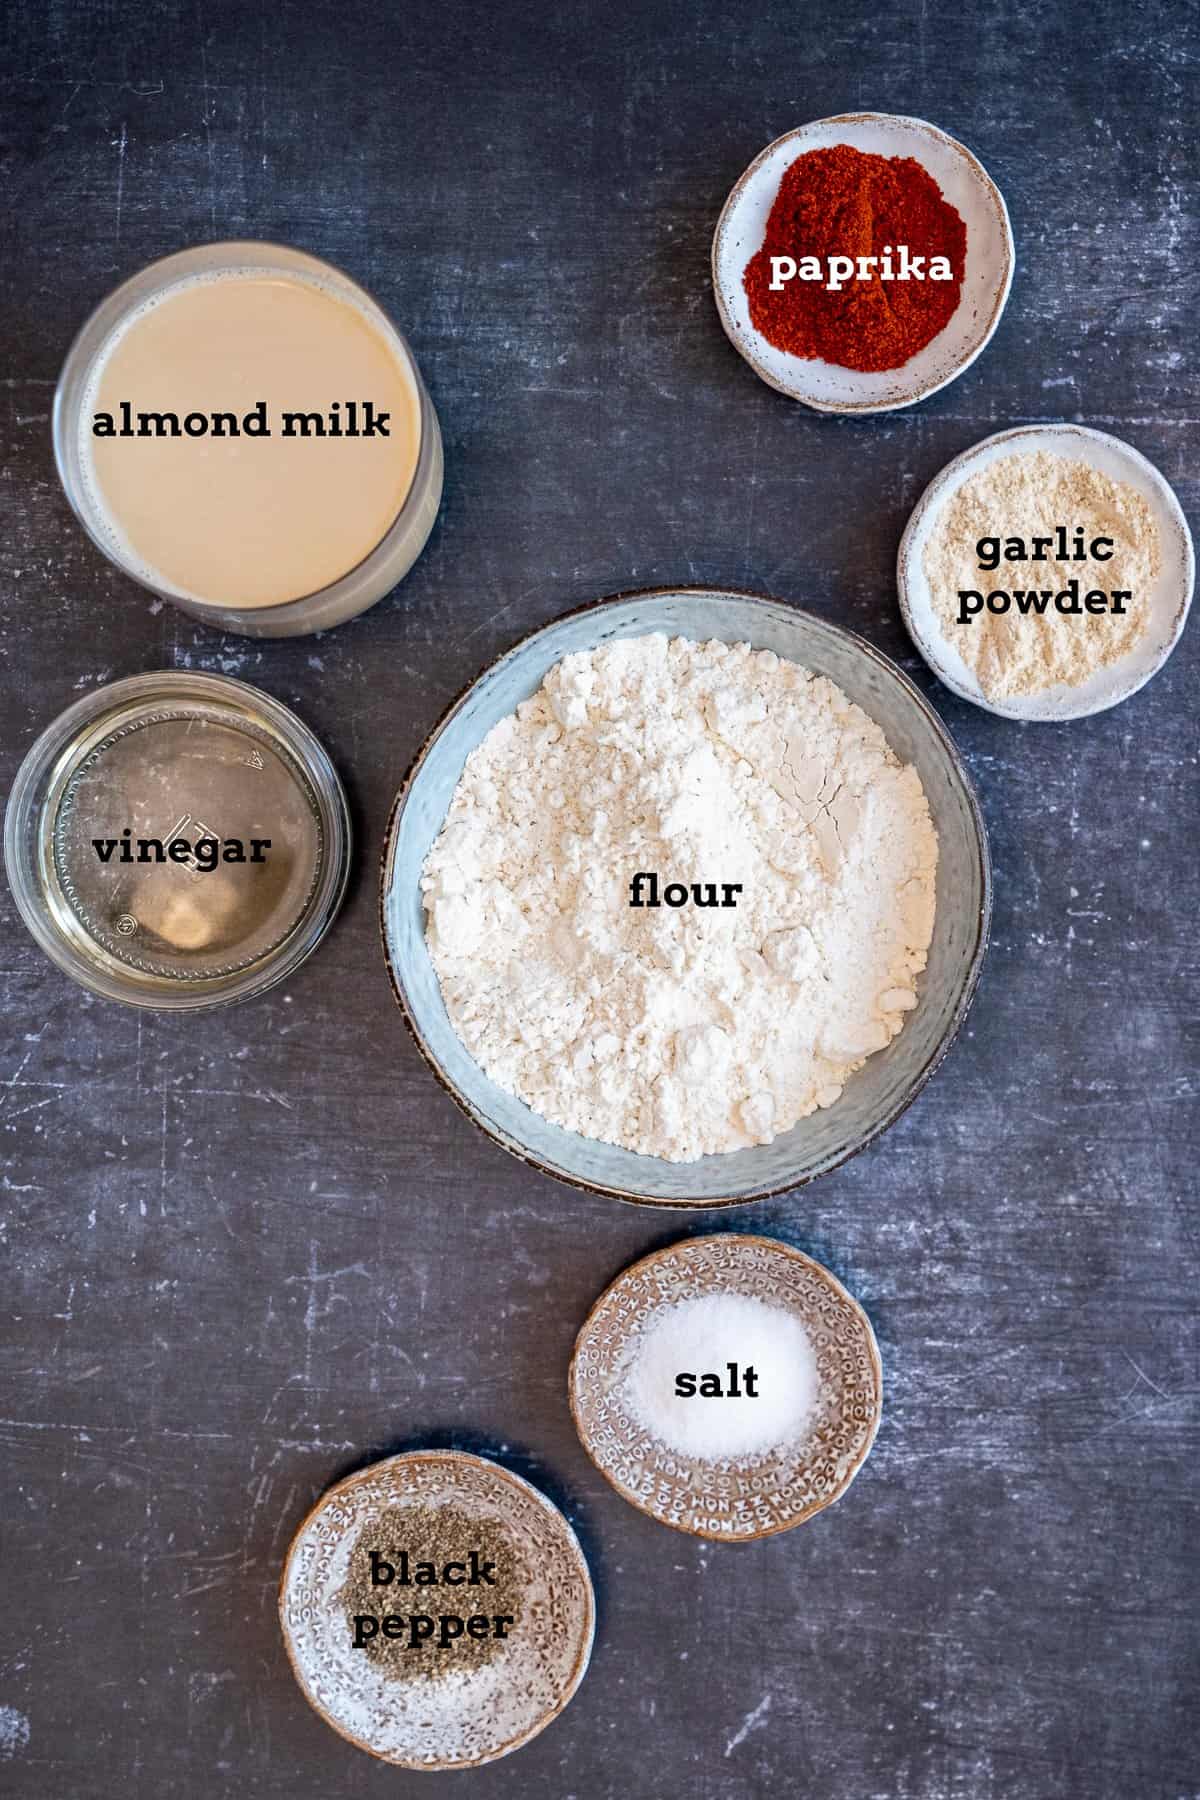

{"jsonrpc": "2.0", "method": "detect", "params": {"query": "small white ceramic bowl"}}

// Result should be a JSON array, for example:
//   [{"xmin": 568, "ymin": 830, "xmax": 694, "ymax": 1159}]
[
  {"xmin": 712, "ymin": 113, "xmax": 1014, "ymax": 413},
  {"xmin": 897, "ymin": 424, "xmax": 1195, "ymax": 721},
  {"xmin": 380, "ymin": 588, "xmax": 991, "ymax": 1208}
]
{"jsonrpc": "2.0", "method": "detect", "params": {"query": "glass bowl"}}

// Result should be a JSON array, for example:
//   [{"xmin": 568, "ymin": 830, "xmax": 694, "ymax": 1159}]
[
  {"xmin": 5, "ymin": 671, "xmax": 351, "ymax": 1009},
  {"xmin": 52, "ymin": 241, "xmax": 443, "ymax": 638}
]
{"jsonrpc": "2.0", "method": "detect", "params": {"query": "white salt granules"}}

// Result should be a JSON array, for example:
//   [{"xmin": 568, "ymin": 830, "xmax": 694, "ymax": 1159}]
[
  {"xmin": 422, "ymin": 633, "xmax": 938, "ymax": 1163},
  {"xmin": 623, "ymin": 1294, "xmax": 818, "ymax": 1461}
]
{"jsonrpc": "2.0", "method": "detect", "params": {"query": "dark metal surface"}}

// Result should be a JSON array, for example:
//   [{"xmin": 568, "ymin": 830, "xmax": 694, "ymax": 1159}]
[{"xmin": 0, "ymin": 2, "xmax": 1195, "ymax": 1795}]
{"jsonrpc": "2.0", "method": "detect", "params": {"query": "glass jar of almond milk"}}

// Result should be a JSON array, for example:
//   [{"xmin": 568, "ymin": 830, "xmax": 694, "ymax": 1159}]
[{"xmin": 53, "ymin": 242, "xmax": 443, "ymax": 637}]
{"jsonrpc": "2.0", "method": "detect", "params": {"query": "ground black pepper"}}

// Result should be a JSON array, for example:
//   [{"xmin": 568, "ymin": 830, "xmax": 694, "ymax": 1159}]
[{"xmin": 338, "ymin": 1504, "xmax": 525, "ymax": 1682}]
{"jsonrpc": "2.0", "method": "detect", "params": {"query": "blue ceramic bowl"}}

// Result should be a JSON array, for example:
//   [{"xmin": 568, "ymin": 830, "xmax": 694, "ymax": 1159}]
[{"xmin": 380, "ymin": 589, "xmax": 991, "ymax": 1207}]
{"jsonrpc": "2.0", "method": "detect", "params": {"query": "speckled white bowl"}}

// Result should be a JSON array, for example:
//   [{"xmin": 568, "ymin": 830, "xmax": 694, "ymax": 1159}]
[
  {"xmin": 712, "ymin": 113, "xmax": 1014, "ymax": 413},
  {"xmin": 898, "ymin": 424, "xmax": 1196, "ymax": 719},
  {"xmin": 379, "ymin": 588, "xmax": 991, "ymax": 1207}
]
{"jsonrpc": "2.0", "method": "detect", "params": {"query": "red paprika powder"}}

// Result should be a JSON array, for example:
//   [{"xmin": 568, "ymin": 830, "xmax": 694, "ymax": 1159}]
[{"xmin": 743, "ymin": 145, "xmax": 967, "ymax": 372}]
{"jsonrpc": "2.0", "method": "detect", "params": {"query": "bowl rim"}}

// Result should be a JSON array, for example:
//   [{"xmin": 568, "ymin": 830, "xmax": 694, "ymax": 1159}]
[
  {"xmin": 896, "ymin": 421, "xmax": 1197, "ymax": 719},
  {"xmin": 378, "ymin": 585, "xmax": 993, "ymax": 1208},
  {"xmin": 711, "ymin": 111, "xmax": 1015, "ymax": 414},
  {"xmin": 567, "ymin": 1232, "xmax": 883, "ymax": 1541},
  {"xmin": 277, "ymin": 1447, "xmax": 596, "ymax": 1770}
]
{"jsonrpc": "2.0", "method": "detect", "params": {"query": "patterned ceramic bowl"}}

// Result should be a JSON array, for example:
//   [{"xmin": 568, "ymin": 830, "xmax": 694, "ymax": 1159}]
[
  {"xmin": 380, "ymin": 587, "xmax": 991, "ymax": 1206},
  {"xmin": 569, "ymin": 1234, "xmax": 882, "ymax": 1541},
  {"xmin": 279, "ymin": 1450, "xmax": 595, "ymax": 1769}
]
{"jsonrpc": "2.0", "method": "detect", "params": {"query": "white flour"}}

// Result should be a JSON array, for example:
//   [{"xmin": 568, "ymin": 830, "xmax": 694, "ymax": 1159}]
[{"xmin": 422, "ymin": 635, "xmax": 937, "ymax": 1162}]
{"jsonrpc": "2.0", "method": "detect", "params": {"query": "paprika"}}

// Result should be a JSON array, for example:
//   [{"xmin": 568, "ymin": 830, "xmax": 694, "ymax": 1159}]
[{"xmin": 743, "ymin": 145, "xmax": 967, "ymax": 372}]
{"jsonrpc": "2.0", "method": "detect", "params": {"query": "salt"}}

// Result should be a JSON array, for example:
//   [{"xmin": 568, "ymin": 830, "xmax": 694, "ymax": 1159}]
[{"xmin": 623, "ymin": 1293, "xmax": 819, "ymax": 1461}]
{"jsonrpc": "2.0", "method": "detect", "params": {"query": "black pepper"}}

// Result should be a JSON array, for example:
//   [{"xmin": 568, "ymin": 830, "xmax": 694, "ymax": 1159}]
[{"xmin": 338, "ymin": 1504, "xmax": 525, "ymax": 1682}]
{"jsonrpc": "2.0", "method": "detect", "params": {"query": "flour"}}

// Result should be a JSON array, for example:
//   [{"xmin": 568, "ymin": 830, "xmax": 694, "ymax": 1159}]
[{"xmin": 422, "ymin": 634, "xmax": 938, "ymax": 1163}]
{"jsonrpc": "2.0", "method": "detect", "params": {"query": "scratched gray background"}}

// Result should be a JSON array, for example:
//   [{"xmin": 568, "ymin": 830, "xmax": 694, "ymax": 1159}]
[{"xmin": 1, "ymin": 0, "xmax": 1197, "ymax": 1795}]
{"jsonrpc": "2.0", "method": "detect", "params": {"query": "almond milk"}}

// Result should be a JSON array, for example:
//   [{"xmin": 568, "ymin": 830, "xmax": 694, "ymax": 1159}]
[{"xmin": 80, "ymin": 269, "xmax": 421, "ymax": 608}]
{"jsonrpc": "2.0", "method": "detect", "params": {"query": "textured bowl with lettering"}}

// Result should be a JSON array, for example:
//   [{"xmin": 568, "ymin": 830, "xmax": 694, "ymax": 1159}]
[
  {"xmin": 569, "ymin": 1235, "xmax": 882, "ymax": 1540},
  {"xmin": 279, "ymin": 1450, "xmax": 595, "ymax": 1769},
  {"xmin": 380, "ymin": 587, "xmax": 991, "ymax": 1206}
]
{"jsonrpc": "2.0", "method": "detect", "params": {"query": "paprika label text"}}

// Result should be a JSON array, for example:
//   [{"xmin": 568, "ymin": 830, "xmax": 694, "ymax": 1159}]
[{"xmin": 769, "ymin": 243, "xmax": 955, "ymax": 293}]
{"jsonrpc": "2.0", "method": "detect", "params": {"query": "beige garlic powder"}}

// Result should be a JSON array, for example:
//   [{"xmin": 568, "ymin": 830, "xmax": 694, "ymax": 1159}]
[{"xmin": 923, "ymin": 450, "xmax": 1160, "ymax": 699}]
